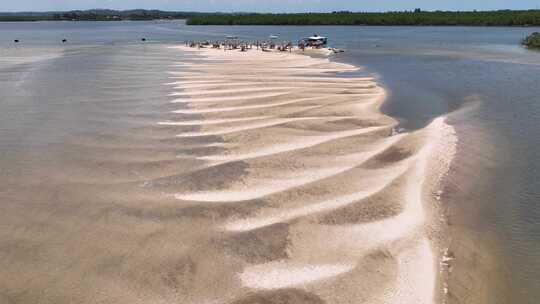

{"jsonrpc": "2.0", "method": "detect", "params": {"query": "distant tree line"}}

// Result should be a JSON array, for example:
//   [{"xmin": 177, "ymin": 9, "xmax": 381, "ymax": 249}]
[
  {"xmin": 4, "ymin": 9, "xmax": 540, "ymax": 26},
  {"xmin": 186, "ymin": 10, "xmax": 540, "ymax": 26},
  {"xmin": 0, "ymin": 9, "xmax": 215, "ymax": 22}
]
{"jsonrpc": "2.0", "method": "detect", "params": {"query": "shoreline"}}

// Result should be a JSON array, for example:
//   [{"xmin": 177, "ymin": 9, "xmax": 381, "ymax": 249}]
[{"xmin": 169, "ymin": 45, "xmax": 458, "ymax": 303}]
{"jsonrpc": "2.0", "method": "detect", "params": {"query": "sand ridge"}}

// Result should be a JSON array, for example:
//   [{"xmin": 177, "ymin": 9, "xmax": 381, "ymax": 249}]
[{"xmin": 155, "ymin": 45, "xmax": 457, "ymax": 304}]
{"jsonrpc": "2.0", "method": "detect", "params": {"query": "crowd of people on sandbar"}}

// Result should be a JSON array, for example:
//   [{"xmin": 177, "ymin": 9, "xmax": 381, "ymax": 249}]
[
  {"xmin": 184, "ymin": 37, "xmax": 329, "ymax": 52},
  {"xmin": 184, "ymin": 39, "xmax": 297, "ymax": 52}
]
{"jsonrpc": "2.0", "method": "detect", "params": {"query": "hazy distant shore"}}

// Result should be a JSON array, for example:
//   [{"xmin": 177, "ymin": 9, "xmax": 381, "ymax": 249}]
[{"xmin": 0, "ymin": 9, "xmax": 206, "ymax": 22}]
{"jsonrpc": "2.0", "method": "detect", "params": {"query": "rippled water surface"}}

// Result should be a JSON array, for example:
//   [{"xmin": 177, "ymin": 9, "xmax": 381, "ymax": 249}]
[{"xmin": 1, "ymin": 21, "xmax": 540, "ymax": 303}]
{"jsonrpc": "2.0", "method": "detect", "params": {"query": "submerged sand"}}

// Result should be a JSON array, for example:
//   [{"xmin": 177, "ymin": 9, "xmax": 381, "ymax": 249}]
[
  {"xmin": 163, "ymin": 46, "xmax": 457, "ymax": 304},
  {"xmin": 0, "ymin": 45, "xmax": 457, "ymax": 304}
]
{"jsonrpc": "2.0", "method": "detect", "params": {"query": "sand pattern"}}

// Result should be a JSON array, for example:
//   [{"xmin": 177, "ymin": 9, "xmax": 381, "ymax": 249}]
[
  {"xmin": 157, "ymin": 46, "xmax": 457, "ymax": 304},
  {"xmin": 0, "ymin": 44, "xmax": 456, "ymax": 304}
]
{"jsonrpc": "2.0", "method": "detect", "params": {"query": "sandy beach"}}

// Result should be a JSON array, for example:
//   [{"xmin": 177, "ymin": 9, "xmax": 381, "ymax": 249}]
[{"xmin": 161, "ymin": 45, "xmax": 457, "ymax": 303}]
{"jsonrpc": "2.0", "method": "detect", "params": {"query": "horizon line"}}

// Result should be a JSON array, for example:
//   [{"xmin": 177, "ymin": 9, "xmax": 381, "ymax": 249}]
[{"xmin": 1, "ymin": 8, "xmax": 540, "ymax": 14}]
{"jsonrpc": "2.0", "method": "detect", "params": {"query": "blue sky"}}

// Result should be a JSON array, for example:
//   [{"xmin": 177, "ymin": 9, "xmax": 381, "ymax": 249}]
[{"xmin": 1, "ymin": 0, "xmax": 539, "ymax": 12}]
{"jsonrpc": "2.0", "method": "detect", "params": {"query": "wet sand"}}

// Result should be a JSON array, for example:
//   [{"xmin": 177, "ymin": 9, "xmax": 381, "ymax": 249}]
[{"xmin": 0, "ymin": 44, "xmax": 457, "ymax": 304}]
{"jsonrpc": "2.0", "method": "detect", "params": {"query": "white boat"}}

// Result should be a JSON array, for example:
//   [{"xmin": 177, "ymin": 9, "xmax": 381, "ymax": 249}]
[
  {"xmin": 305, "ymin": 34, "xmax": 328, "ymax": 47},
  {"xmin": 269, "ymin": 35, "xmax": 279, "ymax": 39}
]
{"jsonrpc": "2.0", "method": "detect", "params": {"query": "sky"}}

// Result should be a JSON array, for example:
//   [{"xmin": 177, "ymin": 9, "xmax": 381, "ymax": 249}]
[{"xmin": 1, "ymin": 0, "xmax": 539, "ymax": 13}]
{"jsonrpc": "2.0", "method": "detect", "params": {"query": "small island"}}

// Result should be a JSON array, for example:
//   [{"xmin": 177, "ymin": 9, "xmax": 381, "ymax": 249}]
[{"xmin": 523, "ymin": 32, "xmax": 540, "ymax": 48}]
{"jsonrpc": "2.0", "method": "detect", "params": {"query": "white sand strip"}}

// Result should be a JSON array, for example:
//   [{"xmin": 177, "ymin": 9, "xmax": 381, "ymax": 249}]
[
  {"xmin": 165, "ymin": 80, "xmax": 228, "ymax": 85},
  {"xmin": 158, "ymin": 116, "xmax": 272, "ymax": 126},
  {"xmin": 167, "ymin": 75, "xmax": 373, "ymax": 83},
  {"xmin": 175, "ymin": 117, "xmax": 318, "ymax": 137},
  {"xmin": 287, "ymin": 119, "xmax": 455, "ymax": 259},
  {"xmin": 321, "ymin": 137, "xmax": 428, "ymax": 250},
  {"xmin": 174, "ymin": 82, "xmax": 375, "ymax": 90},
  {"xmin": 200, "ymin": 125, "xmax": 388, "ymax": 163},
  {"xmin": 170, "ymin": 91, "xmax": 291, "ymax": 103},
  {"xmin": 174, "ymin": 166, "xmax": 350, "ymax": 202},
  {"xmin": 171, "ymin": 97, "xmax": 323, "ymax": 114},
  {"xmin": 379, "ymin": 239, "xmax": 435, "ymax": 304},
  {"xmin": 175, "ymin": 116, "xmax": 362, "ymax": 138},
  {"xmin": 173, "ymin": 81, "xmax": 261, "ymax": 89},
  {"xmin": 167, "ymin": 71, "xmax": 205, "ymax": 76},
  {"xmin": 169, "ymin": 87, "xmax": 295, "ymax": 97},
  {"xmin": 239, "ymin": 262, "xmax": 355, "ymax": 290},
  {"xmin": 223, "ymin": 158, "xmax": 409, "ymax": 232},
  {"xmin": 174, "ymin": 136, "xmax": 406, "ymax": 202}
]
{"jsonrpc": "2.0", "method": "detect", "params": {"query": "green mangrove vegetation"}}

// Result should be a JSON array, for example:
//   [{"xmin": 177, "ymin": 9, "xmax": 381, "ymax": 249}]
[
  {"xmin": 186, "ymin": 10, "xmax": 540, "ymax": 26},
  {"xmin": 523, "ymin": 32, "xmax": 540, "ymax": 48},
  {"xmin": 0, "ymin": 9, "xmax": 213, "ymax": 22}
]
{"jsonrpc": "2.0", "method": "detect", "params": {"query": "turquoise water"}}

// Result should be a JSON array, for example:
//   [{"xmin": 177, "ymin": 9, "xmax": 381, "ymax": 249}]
[{"xmin": 1, "ymin": 21, "xmax": 539, "ymax": 303}]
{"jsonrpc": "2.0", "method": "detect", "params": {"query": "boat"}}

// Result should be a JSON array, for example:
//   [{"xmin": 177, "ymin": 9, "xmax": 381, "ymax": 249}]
[
  {"xmin": 225, "ymin": 35, "xmax": 238, "ymax": 40},
  {"xmin": 269, "ymin": 35, "xmax": 279, "ymax": 39},
  {"xmin": 305, "ymin": 34, "xmax": 328, "ymax": 48},
  {"xmin": 330, "ymin": 47, "xmax": 345, "ymax": 53}
]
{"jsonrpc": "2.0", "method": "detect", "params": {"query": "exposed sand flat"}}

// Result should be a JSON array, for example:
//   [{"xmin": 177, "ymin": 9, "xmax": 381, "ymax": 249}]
[
  {"xmin": 380, "ymin": 239, "xmax": 436, "ymax": 304},
  {"xmin": 199, "ymin": 125, "xmax": 386, "ymax": 164},
  {"xmin": 172, "ymin": 83, "xmax": 378, "ymax": 92},
  {"xmin": 155, "ymin": 46, "xmax": 456, "ymax": 304},
  {"xmin": 168, "ymin": 86, "xmax": 296, "ymax": 96},
  {"xmin": 240, "ymin": 262, "xmax": 355, "ymax": 290},
  {"xmin": 173, "ymin": 134, "xmax": 413, "ymax": 203},
  {"xmin": 174, "ymin": 166, "xmax": 352, "ymax": 202},
  {"xmin": 170, "ymin": 91, "xmax": 291, "ymax": 103},
  {"xmin": 167, "ymin": 75, "xmax": 375, "ymax": 83},
  {"xmin": 174, "ymin": 64, "xmax": 359, "ymax": 72},
  {"xmin": 172, "ymin": 81, "xmax": 262, "ymax": 89},
  {"xmin": 158, "ymin": 116, "xmax": 272, "ymax": 126},
  {"xmin": 175, "ymin": 116, "xmax": 367, "ymax": 138},
  {"xmin": 172, "ymin": 87, "xmax": 381, "ymax": 99},
  {"xmin": 171, "ymin": 96, "xmax": 323, "ymax": 114},
  {"xmin": 223, "ymin": 155, "xmax": 410, "ymax": 231},
  {"xmin": 165, "ymin": 79, "xmax": 228, "ymax": 85}
]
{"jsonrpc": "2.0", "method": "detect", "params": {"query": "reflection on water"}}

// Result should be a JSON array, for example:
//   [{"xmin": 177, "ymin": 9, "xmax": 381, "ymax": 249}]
[{"xmin": 1, "ymin": 21, "xmax": 540, "ymax": 303}]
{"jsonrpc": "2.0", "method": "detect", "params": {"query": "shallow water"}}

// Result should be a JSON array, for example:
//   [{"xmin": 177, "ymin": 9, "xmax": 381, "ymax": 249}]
[
  {"xmin": 333, "ymin": 28, "xmax": 540, "ymax": 304},
  {"xmin": 1, "ymin": 21, "xmax": 540, "ymax": 303}
]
